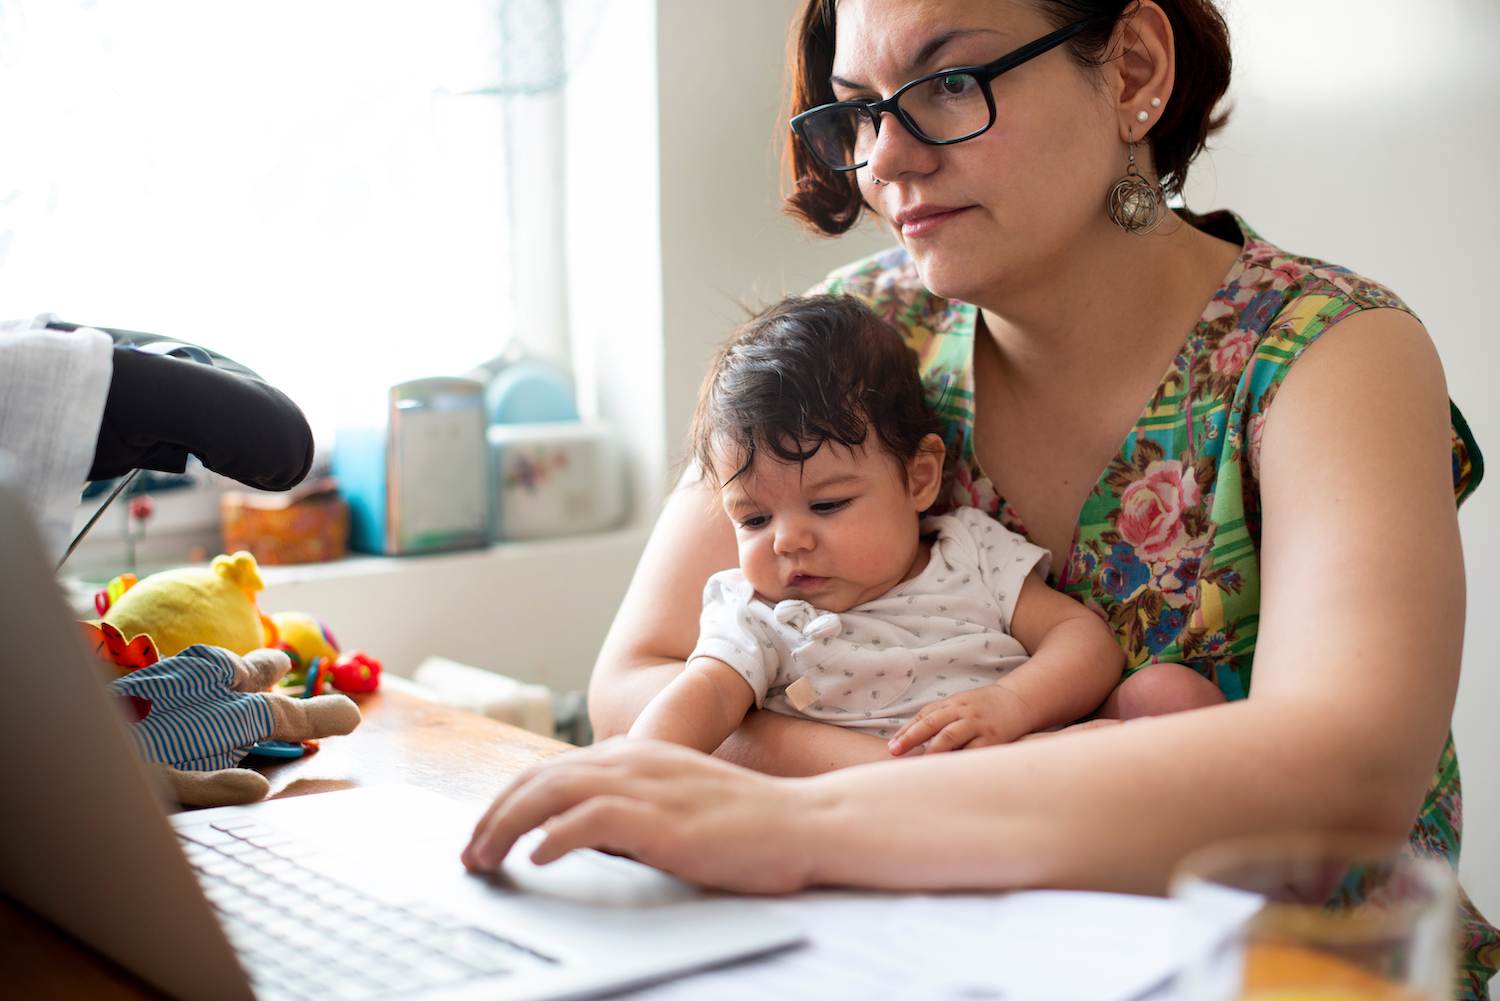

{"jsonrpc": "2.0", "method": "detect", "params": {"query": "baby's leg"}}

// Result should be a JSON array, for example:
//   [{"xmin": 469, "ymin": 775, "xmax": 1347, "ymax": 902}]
[{"xmin": 1094, "ymin": 663, "xmax": 1226, "ymax": 720}]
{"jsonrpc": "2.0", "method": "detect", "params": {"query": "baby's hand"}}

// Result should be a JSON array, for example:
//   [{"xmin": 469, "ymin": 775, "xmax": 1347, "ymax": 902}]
[{"xmin": 887, "ymin": 684, "xmax": 1033, "ymax": 756}]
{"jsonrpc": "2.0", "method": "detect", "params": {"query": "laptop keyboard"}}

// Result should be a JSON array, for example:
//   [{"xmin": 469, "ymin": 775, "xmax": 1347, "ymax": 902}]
[{"xmin": 178, "ymin": 819, "xmax": 551, "ymax": 1000}]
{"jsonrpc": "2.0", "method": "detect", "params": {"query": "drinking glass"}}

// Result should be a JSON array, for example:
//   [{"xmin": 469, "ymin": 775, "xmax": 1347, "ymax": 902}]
[{"xmin": 1170, "ymin": 833, "xmax": 1456, "ymax": 1001}]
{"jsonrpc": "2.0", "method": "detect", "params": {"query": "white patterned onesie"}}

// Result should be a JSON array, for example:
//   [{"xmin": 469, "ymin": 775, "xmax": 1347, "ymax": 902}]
[{"xmin": 690, "ymin": 507, "xmax": 1051, "ymax": 739}]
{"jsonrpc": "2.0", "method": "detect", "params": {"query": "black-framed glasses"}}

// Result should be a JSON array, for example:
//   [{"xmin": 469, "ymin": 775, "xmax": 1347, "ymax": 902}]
[{"xmin": 790, "ymin": 15, "xmax": 1104, "ymax": 172}]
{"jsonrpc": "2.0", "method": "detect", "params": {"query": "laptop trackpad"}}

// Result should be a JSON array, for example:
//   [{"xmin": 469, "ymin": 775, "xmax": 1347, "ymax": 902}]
[
  {"xmin": 494, "ymin": 829, "xmax": 700, "ymax": 906},
  {"xmin": 235, "ymin": 785, "xmax": 701, "ymax": 908}
]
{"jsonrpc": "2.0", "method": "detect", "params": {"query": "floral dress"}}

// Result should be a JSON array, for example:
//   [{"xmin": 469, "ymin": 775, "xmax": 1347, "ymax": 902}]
[{"xmin": 815, "ymin": 212, "xmax": 1496, "ymax": 1000}]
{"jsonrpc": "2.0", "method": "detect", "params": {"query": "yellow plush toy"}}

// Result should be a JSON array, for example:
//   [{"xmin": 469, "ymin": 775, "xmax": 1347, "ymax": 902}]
[
  {"xmin": 85, "ymin": 550, "xmax": 362, "ymax": 808},
  {"xmin": 99, "ymin": 552, "xmax": 275, "ymax": 657}
]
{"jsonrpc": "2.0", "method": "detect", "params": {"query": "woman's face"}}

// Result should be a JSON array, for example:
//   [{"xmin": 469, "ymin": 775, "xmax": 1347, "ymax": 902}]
[{"xmin": 831, "ymin": 0, "xmax": 1122, "ymax": 304}]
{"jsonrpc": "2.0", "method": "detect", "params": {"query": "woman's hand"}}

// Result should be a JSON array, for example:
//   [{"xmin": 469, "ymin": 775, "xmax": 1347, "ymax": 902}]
[{"xmin": 462, "ymin": 738, "xmax": 818, "ymax": 894}]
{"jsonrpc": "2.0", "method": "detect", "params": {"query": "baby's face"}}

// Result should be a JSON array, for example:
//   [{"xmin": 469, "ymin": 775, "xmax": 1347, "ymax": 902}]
[{"xmin": 717, "ymin": 441, "xmax": 933, "ymax": 613}]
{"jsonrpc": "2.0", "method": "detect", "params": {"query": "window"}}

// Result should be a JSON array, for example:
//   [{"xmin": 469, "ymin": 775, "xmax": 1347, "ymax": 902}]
[{"xmin": 0, "ymin": 0, "xmax": 594, "ymax": 439}]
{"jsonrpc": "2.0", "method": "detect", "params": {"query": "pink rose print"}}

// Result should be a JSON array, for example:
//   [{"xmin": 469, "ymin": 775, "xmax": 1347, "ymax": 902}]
[
  {"xmin": 1118, "ymin": 460, "xmax": 1202, "ymax": 561},
  {"xmin": 1211, "ymin": 328, "xmax": 1257, "ymax": 374}
]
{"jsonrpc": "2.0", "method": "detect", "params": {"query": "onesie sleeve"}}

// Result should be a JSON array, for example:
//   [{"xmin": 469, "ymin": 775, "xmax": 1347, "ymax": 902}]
[
  {"xmin": 949, "ymin": 507, "xmax": 1051, "ymax": 634},
  {"xmin": 688, "ymin": 570, "xmax": 779, "ymax": 708}
]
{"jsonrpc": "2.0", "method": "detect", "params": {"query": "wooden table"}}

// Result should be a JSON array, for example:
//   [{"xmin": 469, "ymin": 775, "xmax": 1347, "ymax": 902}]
[{"xmin": 0, "ymin": 688, "xmax": 573, "ymax": 1001}]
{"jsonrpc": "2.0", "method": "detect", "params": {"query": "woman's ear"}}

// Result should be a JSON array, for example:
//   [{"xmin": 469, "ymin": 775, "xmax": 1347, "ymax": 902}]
[
  {"xmin": 908, "ymin": 433, "xmax": 946, "ymax": 512},
  {"xmin": 1108, "ymin": 1, "xmax": 1176, "ymax": 145}
]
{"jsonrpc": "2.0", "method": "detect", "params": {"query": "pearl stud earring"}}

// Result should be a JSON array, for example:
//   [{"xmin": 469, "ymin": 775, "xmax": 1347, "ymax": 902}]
[
  {"xmin": 1151, "ymin": 97, "xmax": 1161, "ymax": 107},
  {"xmin": 1137, "ymin": 110, "xmax": 1149, "ymax": 122}
]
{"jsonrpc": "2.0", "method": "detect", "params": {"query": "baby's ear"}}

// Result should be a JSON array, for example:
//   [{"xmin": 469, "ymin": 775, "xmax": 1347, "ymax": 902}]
[{"xmin": 908, "ymin": 433, "xmax": 946, "ymax": 511}]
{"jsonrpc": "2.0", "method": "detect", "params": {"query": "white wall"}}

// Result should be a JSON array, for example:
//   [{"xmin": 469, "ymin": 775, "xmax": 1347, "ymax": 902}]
[
  {"xmin": 1182, "ymin": 0, "xmax": 1500, "ymax": 921},
  {"xmin": 655, "ymin": 0, "xmax": 893, "ymax": 457}
]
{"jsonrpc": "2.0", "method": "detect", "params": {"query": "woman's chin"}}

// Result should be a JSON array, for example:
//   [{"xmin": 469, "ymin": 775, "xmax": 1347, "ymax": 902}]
[{"xmin": 905, "ymin": 254, "xmax": 1002, "ymax": 307}]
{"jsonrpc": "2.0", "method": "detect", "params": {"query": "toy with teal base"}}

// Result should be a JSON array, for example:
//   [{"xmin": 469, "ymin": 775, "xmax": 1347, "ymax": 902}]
[{"xmin": 244, "ymin": 740, "xmax": 305, "ymax": 760}]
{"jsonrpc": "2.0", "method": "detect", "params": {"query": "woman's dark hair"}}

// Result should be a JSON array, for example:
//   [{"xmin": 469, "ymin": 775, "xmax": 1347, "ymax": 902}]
[
  {"xmin": 784, "ymin": 0, "xmax": 1232, "ymax": 235},
  {"xmin": 691, "ymin": 295, "xmax": 944, "ymax": 488}
]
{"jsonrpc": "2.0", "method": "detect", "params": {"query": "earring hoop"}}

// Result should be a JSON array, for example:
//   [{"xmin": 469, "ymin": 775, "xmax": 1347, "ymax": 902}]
[
  {"xmin": 870, "ymin": 174, "xmax": 888, "ymax": 186},
  {"xmin": 1106, "ymin": 130, "xmax": 1165, "ymax": 235}
]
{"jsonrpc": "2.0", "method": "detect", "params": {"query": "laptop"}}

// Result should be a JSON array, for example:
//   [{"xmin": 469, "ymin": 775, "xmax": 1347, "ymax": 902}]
[{"xmin": 0, "ymin": 463, "xmax": 803, "ymax": 1001}]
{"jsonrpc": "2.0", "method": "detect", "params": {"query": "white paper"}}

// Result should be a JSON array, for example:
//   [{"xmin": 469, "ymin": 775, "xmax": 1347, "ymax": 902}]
[{"xmin": 613, "ymin": 888, "xmax": 1233, "ymax": 1001}]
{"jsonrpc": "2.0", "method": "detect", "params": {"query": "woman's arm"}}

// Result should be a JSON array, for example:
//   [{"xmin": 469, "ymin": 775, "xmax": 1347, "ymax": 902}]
[
  {"xmin": 588, "ymin": 475, "xmax": 893, "ymax": 772},
  {"xmin": 474, "ymin": 308, "xmax": 1465, "ymax": 893}
]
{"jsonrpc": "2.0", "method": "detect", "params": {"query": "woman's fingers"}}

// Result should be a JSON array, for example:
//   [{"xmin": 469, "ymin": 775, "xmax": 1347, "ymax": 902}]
[
  {"xmin": 530, "ymin": 794, "xmax": 650, "ymax": 864},
  {"xmin": 466, "ymin": 754, "xmax": 563, "ymax": 844},
  {"xmin": 462, "ymin": 738, "xmax": 821, "ymax": 893},
  {"xmin": 464, "ymin": 740, "xmax": 655, "ymax": 870}
]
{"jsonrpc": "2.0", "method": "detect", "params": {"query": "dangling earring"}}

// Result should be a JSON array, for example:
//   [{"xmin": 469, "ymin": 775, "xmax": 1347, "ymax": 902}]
[{"xmin": 1106, "ymin": 130, "xmax": 1165, "ymax": 235}]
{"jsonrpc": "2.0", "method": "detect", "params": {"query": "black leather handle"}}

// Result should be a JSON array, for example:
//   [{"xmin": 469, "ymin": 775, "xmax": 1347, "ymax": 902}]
[{"xmin": 88, "ymin": 345, "xmax": 314, "ymax": 491}]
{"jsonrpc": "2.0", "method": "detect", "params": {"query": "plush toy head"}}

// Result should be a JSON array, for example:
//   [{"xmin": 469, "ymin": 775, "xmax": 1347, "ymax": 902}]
[{"xmin": 99, "ymin": 552, "xmax": 275, "ymax": 657}]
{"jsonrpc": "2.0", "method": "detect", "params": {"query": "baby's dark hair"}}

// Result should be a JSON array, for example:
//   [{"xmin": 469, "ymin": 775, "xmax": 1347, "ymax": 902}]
[{"xmin": 691, "ymin": 294, "xmax": 945, "ymax": 488}]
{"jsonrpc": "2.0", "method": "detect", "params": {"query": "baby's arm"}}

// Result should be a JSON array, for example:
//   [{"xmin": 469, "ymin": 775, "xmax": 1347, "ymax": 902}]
[
  {"xmin": 888, "ymin": 573, "xmax": 1123, "ymax": 755},
  {"xmin": 628, "ymin": 656, "xmax": 757, "ymax": 754}
]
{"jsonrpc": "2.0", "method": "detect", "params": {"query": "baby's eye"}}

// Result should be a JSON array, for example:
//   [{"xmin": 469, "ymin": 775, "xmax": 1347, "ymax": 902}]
[
  {"xmin": 811, "ymin": 499, "xmax": 851, "ymax": 515},
  {"xmin": 738, "ymin": 514, "xmax": 770, "ymax": 530}
]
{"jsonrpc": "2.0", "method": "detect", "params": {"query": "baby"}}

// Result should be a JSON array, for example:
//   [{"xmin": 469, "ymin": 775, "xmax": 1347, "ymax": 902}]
[{"xmin": 630, "ymin": 294, "xmax": 1128, "ymax": 757}]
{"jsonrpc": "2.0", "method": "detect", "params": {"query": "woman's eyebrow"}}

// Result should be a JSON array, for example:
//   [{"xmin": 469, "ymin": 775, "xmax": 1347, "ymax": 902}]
[{"xmin": 831, "ymin": 27, "xmax": 1002, "ymax": 92}]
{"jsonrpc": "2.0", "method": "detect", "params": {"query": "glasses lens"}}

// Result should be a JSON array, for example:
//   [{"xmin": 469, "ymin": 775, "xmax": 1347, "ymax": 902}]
[
  {"xmin": 799, "ymin": 105, "xmax": 873, "ymax": 169},
  {"xmin": 896, "ymin": 72, "xmax": 991, "ymax": 142}
]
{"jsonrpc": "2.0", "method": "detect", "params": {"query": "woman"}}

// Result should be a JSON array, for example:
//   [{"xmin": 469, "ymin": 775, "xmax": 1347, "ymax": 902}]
[{"xmin": 465, "ymin": 1, "xmax": 1496, "ymax": 995}]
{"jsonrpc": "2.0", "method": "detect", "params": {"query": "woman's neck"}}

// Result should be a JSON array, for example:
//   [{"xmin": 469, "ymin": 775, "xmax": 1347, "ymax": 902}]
[
  {"xmin": 974, "ymin": 213, "xmax": 1241, "ymax": 388},
  {"xmin": 960, "ymin": 211, "xmax": 1242, "ymax": 562}
]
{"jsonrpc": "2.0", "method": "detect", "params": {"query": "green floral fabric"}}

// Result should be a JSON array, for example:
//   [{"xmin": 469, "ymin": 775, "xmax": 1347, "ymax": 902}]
[{"xmin": 815, "ymin": 211, "xmax": 1495, "ymax": 999}]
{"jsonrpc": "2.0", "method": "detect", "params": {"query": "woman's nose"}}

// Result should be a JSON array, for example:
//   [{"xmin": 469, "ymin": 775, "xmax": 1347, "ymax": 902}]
[{"xmin": 865, "ymin": 110, "xmax": 939, "ymax": 184}]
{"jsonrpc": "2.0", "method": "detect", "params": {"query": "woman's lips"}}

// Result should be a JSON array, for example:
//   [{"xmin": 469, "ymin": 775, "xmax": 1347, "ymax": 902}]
[{"xmin": 896, "ymin": 205, "xmax": 972, "ymax": 239}]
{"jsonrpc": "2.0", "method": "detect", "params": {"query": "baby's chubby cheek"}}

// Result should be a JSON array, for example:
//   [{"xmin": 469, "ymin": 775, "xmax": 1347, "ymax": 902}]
[{"xmin": 737, "ymin": 549, "xmax": 782, "ymax": 597}]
